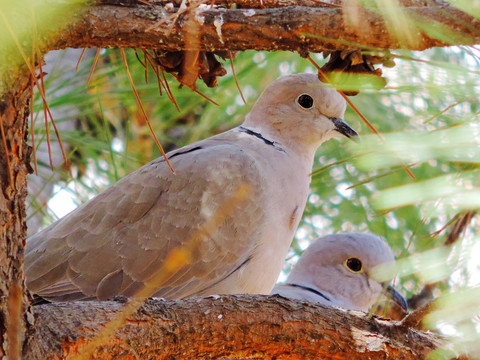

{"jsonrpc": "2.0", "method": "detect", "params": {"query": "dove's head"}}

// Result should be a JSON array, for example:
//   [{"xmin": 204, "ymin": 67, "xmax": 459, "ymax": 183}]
[
  {"xmin": 244, "ymin": 73, "xmax": 358, "ymax": 151},
  {"xmin": 286, "ymin": 233, "xmax": 406, "ymax": 313}
]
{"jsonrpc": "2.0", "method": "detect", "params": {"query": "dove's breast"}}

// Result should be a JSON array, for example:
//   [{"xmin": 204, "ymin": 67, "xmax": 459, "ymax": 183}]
[{"xmin": 203, "ymin": 133, "xmax": 314, "ymax": 295}]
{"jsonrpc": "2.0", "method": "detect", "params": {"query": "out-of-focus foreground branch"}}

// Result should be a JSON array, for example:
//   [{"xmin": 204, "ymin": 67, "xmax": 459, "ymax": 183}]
[
  {"xmin": 54, "ymin": 1, "xmax": 480, "ymax": 53},
  {"xmin": 25, "ymin": 295, "xmax": 443, "ymax": 360}
]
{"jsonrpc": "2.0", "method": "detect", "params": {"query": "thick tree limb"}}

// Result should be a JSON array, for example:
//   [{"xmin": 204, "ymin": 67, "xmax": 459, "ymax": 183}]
[
  {"xmin": 0, "ymin": 70, "xmax": 33, "ymax": 358},
  {"xmin": 25, "ymin": 295, "xmax": 443, "ymax": 359},
  {"xmin": 54, "ymin": 2, "xmax": 480, "ymax": 53}
]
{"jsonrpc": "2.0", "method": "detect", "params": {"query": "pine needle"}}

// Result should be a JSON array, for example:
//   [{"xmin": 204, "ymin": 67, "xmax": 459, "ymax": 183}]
[
  {"xmin": 86, "ymin": 48, "xmax": 101, "ymax": 86},
  {"xmin": 30, "ymin": 20, "xmax": 38, "ymax": 174},
  {"xmin": 229, "ymin": 51, "xmax": 246, "ymax": 105},
  {"xmin": 37, "ymin": 51, "xmax": 71, "ymax": 174},
  {"xmin": 37, "ymin": 60, "xmax": 54, "ymax": 171},
  {"xmin": 29, "ymin": 79, "xmax": 38, "ymax": 175},
  {"xmin": 309, "ymin": 0, "xmax": 342, "ymax": 7},
  {"xmin": 120, "ymin": 48, "xmax": 175, "ymax": 174},
  {"xmin": 161, "ymin": 69, "xmax": 181, "ymax": 112},
  {"xmin": 141, "ymin": 50, "xmax": 181, "ymax": 111},
  {"xmin": 193, "ymin": 88, "xmax": 219, "ymax": 106},
  {"xmin": 75, "ymin": 48, "xmax": 87, "ymax": 73}
]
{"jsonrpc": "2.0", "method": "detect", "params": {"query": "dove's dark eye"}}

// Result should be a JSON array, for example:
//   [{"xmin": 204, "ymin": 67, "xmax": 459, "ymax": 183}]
[
  {"xmin": 297, "ymin": 94, "xmax": 314, "ymax": 109},
  {"xmin": 345, "ymin": 257, "xmax": 363, "ymax": 273}
]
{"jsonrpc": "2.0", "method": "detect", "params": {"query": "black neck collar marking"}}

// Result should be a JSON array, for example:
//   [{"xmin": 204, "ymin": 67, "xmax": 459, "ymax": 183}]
[
  {"xmin": 238, "ymin": 126, "xmax": 285, "ymax": 153},
  {"xmin": 285, "ymin": 283, "xmax": 331, "ymax": 302}
]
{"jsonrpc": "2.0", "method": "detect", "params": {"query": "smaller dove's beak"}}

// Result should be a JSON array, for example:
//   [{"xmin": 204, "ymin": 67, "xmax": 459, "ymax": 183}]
[
  {"xmin": 330, "ymin": 117, "xmax": 359, "ymax": 143},
  {"xmin": 384, "ymin": 284, "xmax": 408, "ymax": 312}
]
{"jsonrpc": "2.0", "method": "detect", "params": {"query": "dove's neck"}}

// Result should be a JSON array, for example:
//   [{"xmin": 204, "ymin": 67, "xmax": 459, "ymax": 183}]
[
  {"xmin": 287, "ymin": 271, "xmax": 373, "ymax": 312},
  {"xmin": 240, "ymin": 122, "xmax": 320, "ymax": 165},
  {"xmin": 284, "ymin": 283, "xmax": 332, "ymax": 303},
  {"xmin": 242, "ymin": 111, "xmax": 332, "ymax": 161},
  {"xmin": 287, "ymin": 272, "xmax": 329, "ymax": 295}
]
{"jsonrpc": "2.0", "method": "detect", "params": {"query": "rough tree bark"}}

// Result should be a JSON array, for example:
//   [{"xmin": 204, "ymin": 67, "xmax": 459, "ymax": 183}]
[
  {"xmin": 0, "ymin": 1, "xmax": 476, "ymax": 359},
  {"xmin": 52, "ymin": 2, "xmax": 480, "ymax": 53},
  {"xmin": 0, "ymin": 70, "xmax": 33, "ymax": 358},
  {"xmin": 25, "ymin": 296, "xmax": 443, "ymax": 359}
]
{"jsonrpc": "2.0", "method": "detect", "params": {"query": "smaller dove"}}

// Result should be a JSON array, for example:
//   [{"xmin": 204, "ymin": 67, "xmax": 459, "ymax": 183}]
[{"xmin": 271, "ymin": 233, "xmax": 407, "ymax": 313}]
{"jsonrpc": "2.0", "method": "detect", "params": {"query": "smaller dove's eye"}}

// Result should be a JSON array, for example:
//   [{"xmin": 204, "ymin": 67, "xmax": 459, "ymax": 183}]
[
  {"xmin": 297, "ymin": 94, "xmax": 314, "ymax": 109},
  {"xmin": 345, "ymin": 257, "xmax": 363, "ymax": 273}
]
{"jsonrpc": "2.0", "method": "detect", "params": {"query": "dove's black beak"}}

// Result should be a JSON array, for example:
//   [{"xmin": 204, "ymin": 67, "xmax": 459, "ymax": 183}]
[
  {"xmin": 384, "ymin": 284, "xmax": 408, "ymax": 312},
  {"xmin": 330, "ymin": 117, "xmax": 359, "ymax": 143}
]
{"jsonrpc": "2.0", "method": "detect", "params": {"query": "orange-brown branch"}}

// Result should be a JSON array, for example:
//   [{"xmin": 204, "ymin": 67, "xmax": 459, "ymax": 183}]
[
  {"xmin": 53, "ymin": 3, "xmax": 480, "ymax": 53},
  {"xmin": 25, "ymin": 295, "xmax": 442, "ymax": 360}
]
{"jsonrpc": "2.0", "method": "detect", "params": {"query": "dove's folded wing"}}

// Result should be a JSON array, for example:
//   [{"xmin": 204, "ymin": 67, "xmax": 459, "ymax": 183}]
[{"xmin": 26, "ymin": 138, "xmax": 265, "ymax": 301}]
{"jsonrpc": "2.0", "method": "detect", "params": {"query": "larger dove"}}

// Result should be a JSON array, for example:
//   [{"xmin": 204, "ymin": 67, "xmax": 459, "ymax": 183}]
[{"xmin": 26, "ymin": 73, "xmax": 357, "ymax": 302}]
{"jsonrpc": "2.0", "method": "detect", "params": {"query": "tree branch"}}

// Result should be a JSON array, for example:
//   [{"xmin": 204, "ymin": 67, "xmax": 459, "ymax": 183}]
[
  {"xmin": 53, "ymin": 2, "xmax": 480, "ymax": 53},
  {"xmin": 0, "ymin": 69, "xmax": 33, "ymax": 358},
  {"xmin": 25, "ymin": 295, "xmax": 443, "ymax": 359}
]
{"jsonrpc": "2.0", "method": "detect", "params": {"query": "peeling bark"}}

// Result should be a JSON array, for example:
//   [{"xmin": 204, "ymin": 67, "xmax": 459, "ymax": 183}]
[
  {"xmin": 52, "ymin": 2, "xmax": 480, "ymax": 53},
  {"xmin": 0, "ymin": 70, "xmax": 33, "ymax": 358},
  {"xmin": 25, "ymin": 295, "xmax": 443, "ymax": 359}
]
